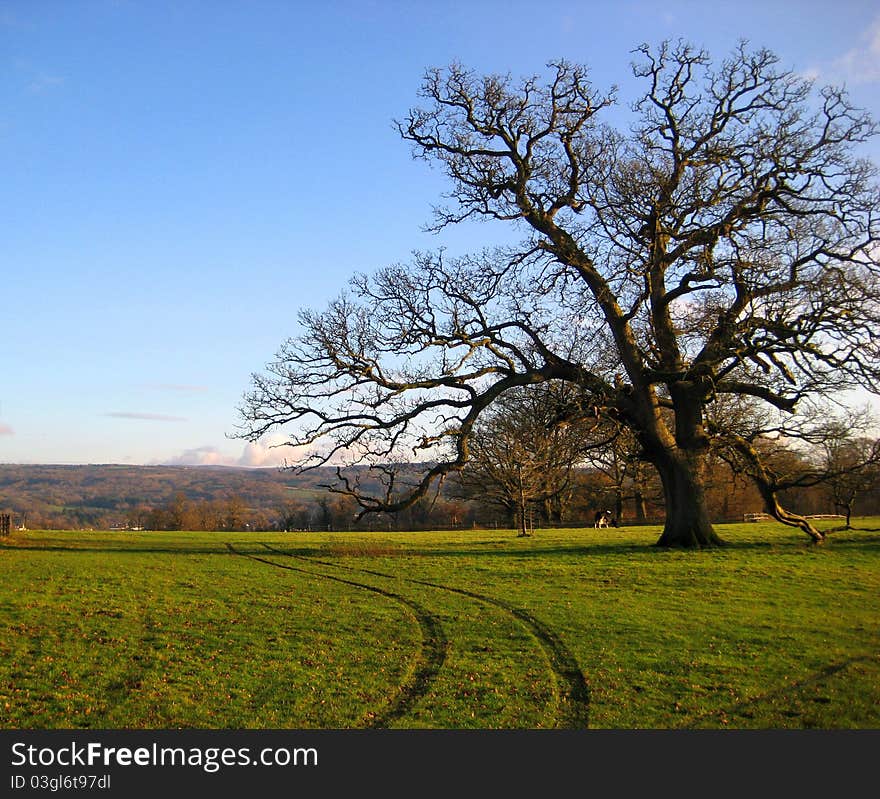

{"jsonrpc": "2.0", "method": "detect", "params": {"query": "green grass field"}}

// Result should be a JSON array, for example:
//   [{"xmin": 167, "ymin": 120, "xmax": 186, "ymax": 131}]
[{"xmin": 1, "ymin": 520, "xmax": 878, "ymax": 729}]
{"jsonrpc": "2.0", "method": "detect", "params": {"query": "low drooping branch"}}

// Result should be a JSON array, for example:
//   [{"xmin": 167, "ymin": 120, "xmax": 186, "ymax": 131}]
[{"xmin": 715, "ymin": 432, "xmax": 824, "ymax": 542}]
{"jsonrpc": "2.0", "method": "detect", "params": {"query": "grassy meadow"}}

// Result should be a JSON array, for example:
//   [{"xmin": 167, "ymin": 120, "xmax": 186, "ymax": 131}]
[{"xmin": 1, "ymin": 520, "xmax": 878, "ymax": 729}]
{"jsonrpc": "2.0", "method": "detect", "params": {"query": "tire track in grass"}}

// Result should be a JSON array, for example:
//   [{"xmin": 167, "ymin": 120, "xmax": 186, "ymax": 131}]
[
  {"xmin": 260, "ymin": 543, "xmax": 591, "ymax": 729},
  {"xmin": 225, "ymin": 543, "xmax": 447, "ymax": 728}
]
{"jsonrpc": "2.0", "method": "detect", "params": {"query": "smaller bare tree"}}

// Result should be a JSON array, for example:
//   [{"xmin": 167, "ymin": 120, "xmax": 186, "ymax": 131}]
[
  {"xmin": 455, "ymin": 384, "xmax": 602, "ymax": 535},
  {"xmin": 820, "ymin": 430, "xmax": 880, "ymax": 527}
]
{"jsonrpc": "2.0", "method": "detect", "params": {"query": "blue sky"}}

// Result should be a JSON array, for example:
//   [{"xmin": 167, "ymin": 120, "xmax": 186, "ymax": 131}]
[{"xmin": 2, "ymin": 0, "xmax": 879, "ymax": 466}]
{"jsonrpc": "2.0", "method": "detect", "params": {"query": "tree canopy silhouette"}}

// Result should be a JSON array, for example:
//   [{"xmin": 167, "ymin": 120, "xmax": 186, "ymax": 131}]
[{"xmin": 238, "ymin": 41, "xmax": 880, "ymax": 547}]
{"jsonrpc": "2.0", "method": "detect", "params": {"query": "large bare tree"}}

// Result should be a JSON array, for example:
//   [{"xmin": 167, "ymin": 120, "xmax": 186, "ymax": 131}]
[{"xmin": 238, "ymin": 41, "xmax": 880, "ymax": 547}]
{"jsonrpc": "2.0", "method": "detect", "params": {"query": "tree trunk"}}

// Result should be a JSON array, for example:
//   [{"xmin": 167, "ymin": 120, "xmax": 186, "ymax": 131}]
[
  {"xmin": 653, "ymin": 450, "xmax": 724, "ymax": 548},
  {"xmin": 516, "ymin": 467, "xmax": 529, "ymax": 537},
  {"xmin": 633, "ymin": 483, "xmax": 647, "ymax": 522},
  {"xmin": 517, "ymin": 506, "xmax": 529, "ymax": 537},
  {"xmin": 614, "ymin": 489, "xmax": 624, "ymax": 525}
]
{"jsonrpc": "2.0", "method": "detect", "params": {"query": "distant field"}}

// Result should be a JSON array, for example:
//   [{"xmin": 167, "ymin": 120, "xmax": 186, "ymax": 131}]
[{"xmin": 1, "ymin": 520, "xmax": 878, "ymax": 729}]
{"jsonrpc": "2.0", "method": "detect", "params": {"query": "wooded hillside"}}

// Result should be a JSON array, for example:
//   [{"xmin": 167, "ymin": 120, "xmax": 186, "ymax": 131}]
[{"xmin": 1, "ymin": 459, "xmax": 873, "ymax": 532}]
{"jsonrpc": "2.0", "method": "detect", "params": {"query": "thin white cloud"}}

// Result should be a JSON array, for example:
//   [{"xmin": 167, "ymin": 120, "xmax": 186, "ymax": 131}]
[
  {"xmin": 12, "ymin": 57, "xmax": 66, "ymax": 93},
  {"xmin": 105, "ymin": 412, "xmax": 188, "ymax": 422},
  {"xmin": 0, "ymin": 423, "xmax": 13, "ymax": 436},
  {"xmin": 26, "ymin": 74, "xmax": 65, "ymax": 93},
  {"xmin": 832, "ymin": 16, "xmax": 880, "ymax": 83}
]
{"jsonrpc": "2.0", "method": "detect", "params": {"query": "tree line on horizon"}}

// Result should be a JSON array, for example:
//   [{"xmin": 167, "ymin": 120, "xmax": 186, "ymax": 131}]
[{"xmin": 1, "ymin": 437, "xmax": 877, "ymax": 533}]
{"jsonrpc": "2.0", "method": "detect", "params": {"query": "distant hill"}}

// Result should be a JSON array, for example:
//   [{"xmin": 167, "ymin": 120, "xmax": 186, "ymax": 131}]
[
  {"xmin": 0, "ymin": 462, "xmax": 458, "ymax": 531},
  {"xmin": 0, "ymin": 463, "xmax": 339, "ymax": 530}
]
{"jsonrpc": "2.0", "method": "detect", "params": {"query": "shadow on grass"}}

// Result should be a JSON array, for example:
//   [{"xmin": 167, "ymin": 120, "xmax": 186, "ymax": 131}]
[
  {"xmin": 678, "ymin": 652, "xmax": 880, "ymax": 729},
  {"xmin": 352, "ymin": 534, "xmax": 880, "ymax": 558},
  {"xmin": 0, "ymin": 543, "xmax": 319, "ymax": 557},
  {"xmin": 3, "ymin": 531, "xmax": 879, "ymax": 560},
  {"xmin": 0, "ymin": 541, "xmax": 648, "ymax": 560}
]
